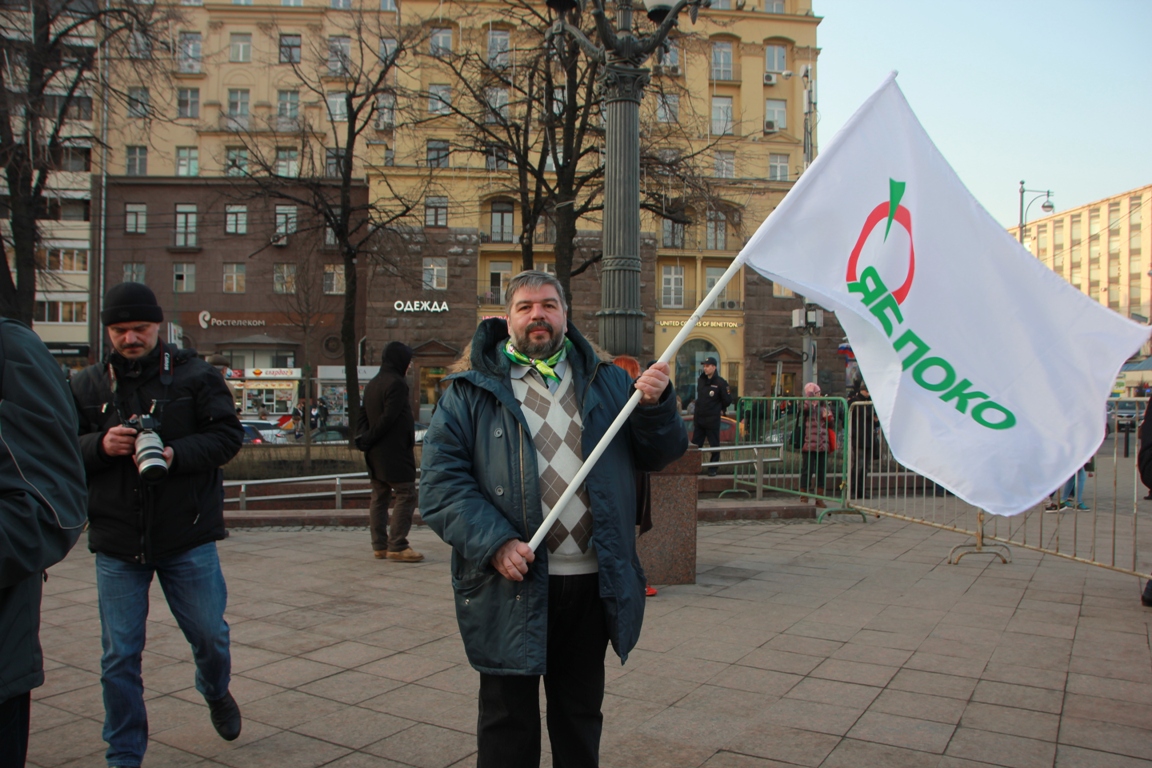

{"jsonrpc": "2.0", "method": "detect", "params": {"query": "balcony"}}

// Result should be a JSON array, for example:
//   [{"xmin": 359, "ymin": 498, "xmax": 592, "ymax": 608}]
[
  {"xmin": 219, "ymin": 113, "xmax": 249, "ymax": 132},
  {"xmin": 476, "ymin": 282, "xmax": 508, "ymax": 307}
]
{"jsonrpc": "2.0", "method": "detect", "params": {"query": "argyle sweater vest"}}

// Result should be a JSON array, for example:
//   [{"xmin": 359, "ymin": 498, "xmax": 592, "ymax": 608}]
[{"xmin": 511, "ymin": 370, "xmax": 597, "ymax": 575}]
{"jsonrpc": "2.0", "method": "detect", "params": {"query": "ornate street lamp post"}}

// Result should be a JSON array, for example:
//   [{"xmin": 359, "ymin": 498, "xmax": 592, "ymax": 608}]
[
  {"xmin": 1017, "ymin": 180, "xmax": 1054, "ymax": 244},
  {"xmin": 545, "ymin": 0, "xmax": 709, "ymax": 355}
]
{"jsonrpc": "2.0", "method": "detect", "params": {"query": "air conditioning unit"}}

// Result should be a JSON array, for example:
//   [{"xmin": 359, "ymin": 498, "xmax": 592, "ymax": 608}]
[
  {"xmin": 652, "ymin": 64, "xmax": 664, "ymax": 75},
  {"xmin": 271, "ymin": 234, "xmax": 288, "ymax": 247},
  {"xmin": 667, "ymin": 64, "xmax": 681, "ymax": 76},
  {"xmin": 722, "ymin": 299, "xmax": 739, "ymax": 309},
  {"xmin": 764, "ymin": 119, "xmax": 777, "ymax": 134},
  {"xmin": 375, "ymin": 116, "xmax": 394, "ymax": 130},
  {"xmin": 763, "ymin": 72, "xmax": 778, "ymax": 86}
]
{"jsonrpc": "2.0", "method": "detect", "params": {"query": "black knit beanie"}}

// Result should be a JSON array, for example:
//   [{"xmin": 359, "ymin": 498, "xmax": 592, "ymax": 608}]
[{"xmin": 102, "ymin": 282, "xmax": 164, "ymax": 325}]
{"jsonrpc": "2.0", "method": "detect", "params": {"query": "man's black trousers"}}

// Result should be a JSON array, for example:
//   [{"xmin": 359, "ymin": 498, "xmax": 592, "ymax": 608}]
[
  {"xmin": 0, "ymin": 691, "xmax": 30, "ymax": 767},
  {"xmin": 692, "ymin": 424, "xmax": 722, "ymax": 467},
  {"xmin": 477, "ymin": 573, "xmax": 609, "ymax": 768}
]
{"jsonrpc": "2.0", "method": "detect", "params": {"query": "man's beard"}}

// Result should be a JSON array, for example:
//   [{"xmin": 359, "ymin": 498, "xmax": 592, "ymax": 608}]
[{"xmin": 513, "ymin": 321, "xmax": 564, "ymax": 359}]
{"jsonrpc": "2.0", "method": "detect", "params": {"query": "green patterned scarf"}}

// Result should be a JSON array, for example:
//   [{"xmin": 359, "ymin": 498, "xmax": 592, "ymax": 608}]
[{"xmin": 503, "ymin": 338, "xmax": 570, "ymax": 384}]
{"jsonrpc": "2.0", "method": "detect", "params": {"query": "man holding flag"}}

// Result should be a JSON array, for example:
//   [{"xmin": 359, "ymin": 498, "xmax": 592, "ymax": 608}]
[{"xmin": 420, "ymin": 270, "xmax": 687, "ymax": 768}]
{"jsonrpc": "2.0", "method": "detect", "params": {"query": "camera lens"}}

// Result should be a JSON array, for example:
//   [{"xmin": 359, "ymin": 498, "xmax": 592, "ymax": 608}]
[{"xmin": 135, "ymin": 431, "xmax": 168, "ymax": 483}]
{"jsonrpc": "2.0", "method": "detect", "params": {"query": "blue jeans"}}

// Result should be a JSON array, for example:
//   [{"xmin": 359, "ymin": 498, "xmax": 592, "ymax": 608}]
[
  {"xmin": 96, "ymin": 543, "xmax": 231, "ymax": 767},
  {"xmin": 1060, "ymin": 467, "xmax": 1087, "ymax": 505}
]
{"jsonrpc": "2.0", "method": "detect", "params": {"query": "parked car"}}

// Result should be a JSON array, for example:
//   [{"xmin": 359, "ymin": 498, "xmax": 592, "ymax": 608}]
[
  {"xmin": 681, "ymin": 415, "xmax": 739, "ymax": 444},
  {"xmin": 241, "ymin": 420, "xmax": 280, "ymax": 442},
  {"xmin": 272, "ymin": 425, "xmax": 351, "ymax": 444},
  {"xmin": 240, "ymin": 424, "xmax": 265, "ymax": 444},
  {"xmin": 1108, "ymin": 400, "xmax": 1145, "ymax": 433}
]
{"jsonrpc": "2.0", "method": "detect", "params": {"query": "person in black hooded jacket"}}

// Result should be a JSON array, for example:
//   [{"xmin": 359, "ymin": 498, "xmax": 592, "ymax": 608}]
[
  {"xmin": 70, "ymin": 283, "xmax": 244, "ymax": 768},
  {"xmin": 356, "ymin": 341, "xmax": 423, "ymax": 562},
  {"xmin": 0, "ymin": 319, "xmax": 87, "ymax": 767}
]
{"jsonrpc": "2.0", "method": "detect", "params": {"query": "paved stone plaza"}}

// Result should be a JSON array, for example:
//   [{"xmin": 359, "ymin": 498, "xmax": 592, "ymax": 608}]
[{"xmin": 27, "ymin": 519, "xmax": 1152, "ymax": 768}]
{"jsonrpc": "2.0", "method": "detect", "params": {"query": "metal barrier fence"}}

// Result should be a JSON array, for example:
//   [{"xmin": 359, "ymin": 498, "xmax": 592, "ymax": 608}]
[
  {"xmin": 844, "ymin": 398, "xmax": 1151, "ymax": 579},
  {"xmin": 224, "ymin": 472, "xmax": 372, "ymax": 510}
]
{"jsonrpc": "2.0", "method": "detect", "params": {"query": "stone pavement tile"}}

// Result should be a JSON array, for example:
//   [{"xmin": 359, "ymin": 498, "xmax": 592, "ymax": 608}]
[
  {"xmin": 242, "ymin": 657, "xmax": 345, "ymax": 688},
  {"xmin": 357, "ymin": 652, "xmax": 456, "ymax": 683},
  {"xmin": 784, "ymin": 677, "xmax": 882, "ymax": 710},
  {"xmin": 321, "ymin": 753, "xmax": 413, "ymax": 768},
  {"xmin": 229, "ymin": 642, "xmax": 291, "ymax": 673},
  {"xmin": 213, "ymin": 729, "xmax": 352, "ymax": 768},
  {"xmin": 357, "ymin": 626, "xmax": 453, "ymax": 653},
  {"xmin": 605, "ymin": 668, "xmax": 701, "ymax": 706},
  {"xmin": 363, "ymin": 722, "xmax": 474, "ymax": 768},
  {"xmin": 300, "ymin": 640, "xmax": 397, "ymax": 669},
  {"xmin": 359, "ymin": 682, "xmax": 475, "ymax": 723},
  {"xmin": 708, "ymin": 665, "xmax": 802, "ymax": 697},
  {"xmin": 601, "ymin": 691, "xmax": 668, "ymax": 731},
  {"xmin": 759, "ymin": 696, "xmax": 865, "ymax": 736},
  {"xmin": 829, "ymin": 641, "xmax": 914, "ymax": 668},
  {"xmin": 406, "ymin": 635, "xmax": 471, "ymax": 665},
  {"xmin": 763, "ymin": 632, "xmax": 844, "ymax": 658},
  {"xmin": 243, "ymin": 689, "xmax": 347, "ymax": 729},
  {"xmin": 725, "ymin": 721, "xmax": 841, "ymax": 767},
  {"xmin": 227, "ymin": 599, "xmax": 298, "ymax": 620},
  {"xmin": 1059, "ymin": 716, "xmax": 1152, "ymax": 760},
  {"xmin": 959, "ymin": 702, "xmax": 1060, "ymax": 742},
  {"xmin": 1068, "ymin": 654, "xmax": 1152, "ymax": 683},
  {"xmin": 308, "ymin": 614, "xmax": 398, "ymax": 642},
  {"xmin": 1055, "ymin": 744, "xmax": 1152, "ymax": 767},
  {"xmin": 902, "ymin": 651, "xmax": 988, "ymax": 679},
  {"xmin": 673, "ymin": 684, "xmax": 778, "ymax": 718},
  {"xmin": 781, "ymin": 621, "xmax": 860, "ymax": 643},
  {"xmin": 1062, "ymin": 693, "xmax": 1152, "ymax": 730},
  {"xmin": 417, "ymin": 664, "xmax": 481, "ymax": 697},
  {"xmin": 290, "ymin": 706, "xmax": 415, "ymax": 749},
  {"xmin": 1066, "ymin": 672, "xmax": 1152, "ymax": 705},
  {"xmin": 243, "ymin": 628, "xmax": 342, "ymax": 657},
  {"xmin": 24, "ymin": 717, "xmax": 106, "ymax": 767},
  {"xmin": 737, "ymin": 647, "xmax": 823, "ymax": 675},
  {"xmin": 142, "ymin": 693, "xmax": 215, "ymax": 735},
  {"xmin": 917, "ymin": 636, "xmax": 997, "ymax": 662},
  {"xmin": 694, "ymin": 623, "xmax": 778, "ymax": 649},
  {"xmin": 666, "ymin": 637, "xmax": 755, "ymax": 664},
  {"xmin": 987, "ymin": 643, "xmax": 1071, "ymax": 672},
  {"xmin": 599, "ymin": 730, "xmax": 716, "ymax": 768},
  {"xmin": 867, "ymin": 689, "xmax": 966, "ymax": 725},
  {"xmin": 820, "ymin": 737, "xmax": 943, "ymax": 768},
  {"xmin": 848, "ymin": 629, "xmax": 924, "ymax": 651},
  {"xmin": 299, "ymin": 667, "xmax": 407, "ymax": 704},
  {"xmin": 944, "ymin": 727, "xmax": 1056, "ymax": 768},
  {"xmin": 635, "ymin": 652, "xmax": 731, "ymax": 685},
  {"xmin": 970, "ymin": 681, "xmax": 1063, "ymax": 714},
  {"xmin": 634, "ymin": 702, "xmax": 749, "ymax": 749},
  {"xmin": 28, "ymin": 703, "xmax": 82, "ymax": 735},
  {"xmin": 40, "ymin": 639, "xmax": 103, "ymax": 675},
  {"xmin": 123, "ymin": 740, "xmax": 208, "ymax": 766},
  {"xmin": 698, "ymin": 752, "xmax": 806, "ymax": 768},
  {"xmin": 35, "ymin": 667, "xmax": 100, "ymax": 699},
  {"xmin": 843, "ymin": 711, "xmax": 955, "ymax": 753},
  {"xmin": 888, "ymin": 669, "xmax": 979, "ymax": 700},
  {"xmin": 38, "ymin": 682, "xmax": 105, "ymax": 720},
  {"xmin": 809, "ymin": 659, "xmax": 899, "ymax": 687},
  {"xmin": 980, "ymin": 663, "xmax": 1066, "ymax": 691},
  {"xmin": 150, "ymin": 712, "xmax": 281, "ymax": 759}
]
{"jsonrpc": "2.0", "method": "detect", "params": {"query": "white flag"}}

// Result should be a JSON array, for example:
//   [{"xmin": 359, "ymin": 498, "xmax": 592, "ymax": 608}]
[{"xmin": 736, "ymin": 73, "xmax": 1149, "ymax": 516}]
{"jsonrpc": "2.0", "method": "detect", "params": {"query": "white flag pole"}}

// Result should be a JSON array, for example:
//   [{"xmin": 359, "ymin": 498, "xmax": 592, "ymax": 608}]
[{"xmin": 527, "ymin": 254, "xmax": 750, "ymax": 552}]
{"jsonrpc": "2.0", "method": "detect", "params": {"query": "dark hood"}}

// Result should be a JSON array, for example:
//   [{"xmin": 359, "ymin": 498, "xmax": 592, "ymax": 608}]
[{"xmin": 381, "ymin": 341, "xmax": 413, "ymax": 376}]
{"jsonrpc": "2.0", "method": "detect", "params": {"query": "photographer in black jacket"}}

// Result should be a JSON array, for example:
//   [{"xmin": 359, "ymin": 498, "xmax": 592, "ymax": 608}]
[{"xmin": 70, "ymin": 283, "xmax": 244, "ymax": 768}]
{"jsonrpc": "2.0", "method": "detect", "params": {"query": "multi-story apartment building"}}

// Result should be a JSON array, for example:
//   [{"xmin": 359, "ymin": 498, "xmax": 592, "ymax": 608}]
[
  {"xmin": 96, "ymin": 0, "xmax": 838, "ymax": 421},
  {"xmin": 1014, "ymin": 184, "xmax": 1151, "ymax": 321}
]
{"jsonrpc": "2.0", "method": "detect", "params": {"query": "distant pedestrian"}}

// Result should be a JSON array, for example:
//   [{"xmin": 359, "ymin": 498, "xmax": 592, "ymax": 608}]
[
  {"xmin": 1137, "ymin": 408, "xmax": 1152, "ymax": 605},
  {"xmin": 693, "ymin": 356, "xmax": 731, "ymax": 476},
  {"xmin": 356, "ymin": 342, "xmax": 423, "ymax": 562},
  {"xmin": 847, "ymin": 383, "xmax": 877, "ymax": 499},
  {"xmin": 292, "ymin": 399, "xmax": 305, "ymax": 439},
  {"xmin": 799, "ymin": 382, "xmax": 833, "ymax": 507}
]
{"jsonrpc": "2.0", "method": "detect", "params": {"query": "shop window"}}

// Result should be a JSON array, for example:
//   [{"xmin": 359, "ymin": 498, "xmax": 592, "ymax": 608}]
[{"xmin": 423, "ymin": 257, "xmax": 447, "ymax": 290}]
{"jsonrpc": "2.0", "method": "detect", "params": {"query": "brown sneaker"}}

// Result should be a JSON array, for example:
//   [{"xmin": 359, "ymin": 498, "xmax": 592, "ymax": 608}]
[
  {"xmin": 386, "ymin": 548, "xmax": 425, "ymax": 562},
  {"xmin": 373, "ymin": 550, "xmax": 387, "ymax": 559}
]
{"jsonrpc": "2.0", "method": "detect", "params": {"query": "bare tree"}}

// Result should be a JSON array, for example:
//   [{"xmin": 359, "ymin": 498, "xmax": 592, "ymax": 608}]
[
  {"xmin": 217, "ymin": 9, "xmax": 430, "ymax": 430},
  {"xmin": 0, "ymin": 0, "xmax": 179, "ymax": 322}
]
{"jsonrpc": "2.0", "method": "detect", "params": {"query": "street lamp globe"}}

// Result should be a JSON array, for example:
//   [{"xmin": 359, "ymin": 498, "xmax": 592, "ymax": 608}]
[
  {"xmin": 546, "ymin": 0, "xmax": 582, "ymax": 13},
  {"xmin": 1041, "ymin": 199, "xmax": 1055, "ymax": 214},
  {"xmin": 641, "ymin": 0, "xmax": 675, "ymax": 22}
]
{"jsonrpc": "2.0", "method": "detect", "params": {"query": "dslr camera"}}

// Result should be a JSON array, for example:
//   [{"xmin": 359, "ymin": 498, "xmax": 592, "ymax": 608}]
[{"xmin": 124, "ymin": 414, "xmax": 168, "ymax": 483}]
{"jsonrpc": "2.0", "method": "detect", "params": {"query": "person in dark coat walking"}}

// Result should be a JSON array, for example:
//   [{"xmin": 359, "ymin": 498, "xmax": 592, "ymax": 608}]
[
  {"xmin": 1137, "ymin": 400, "xmax": 1152, "ymax": 606},
  {"xmin": 693, "ymin": 356, "xmax": 731, "ymax": 476},
  {"xmin": 847, "ymin": 383, "xmax": 878, "ymax": 499},
  {"xmin": 0, "ymin": 319, "xmax": 88, "ymax": 767},
  {"xmin": 70, "ymin": 283, "xmax": 245, "ymax": 767},
  {"xmin": 356, "ymin": 342, "xmax": 423, "ymax": 562}
]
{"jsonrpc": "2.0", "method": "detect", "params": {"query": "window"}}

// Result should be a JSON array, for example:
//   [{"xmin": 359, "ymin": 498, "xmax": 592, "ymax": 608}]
[
  {"xmin": 764, "ymin": 0, "xmax": 784, "ymax": 11},
  {"xmin": 485, "ymin": 87, "xmax": 508, "ymax": 123},
  {"xmin": 127, "ymin": 87, "xmax": 149, "ymax": 118},
  {"xmin": 331, "ymin": 0, "xmax": 350, "ymax": 7},
  {"xmin": 126, "ymin": 146, "xmax": 147, "ymax": 175},
  {"xmin": 379, "ymin": 37, "xmax": 398, "ymax": 64},
  {"xmin": 223, "ymin": 263, "xmax": 246, "ymax": 293},
  {"xmin": 384, "ymin": 148, "xmax": 394, "ymax": 166},
  {"xmin": 53, "ymin": 147, "xmax": 90, "ymax": 172},
  {"xmin": 34, "ymin": 300, "xmax": 87, "ymax": 324},
  {"xmin": 229, "ymin": 33, "xmax": 251, "ymax": 63},
  {"xmin": 324, "ymin": 264, "xmax": 345, "ymax": 294},
  {"xmin": 123, "ymin": 262, "xmax": 146, "ymax": 282},
  {"xmin": 271, "ymin": 92, "xmax": 298, "ymax": 122},
  {"xmin": 380, "ymin": 0, "xmax": 396, "ymax": 9},
  {"xmin": 765, "ymin": 98, "xmax": 786, "ymax": 132},
  {"xmin": 772, "ymin": 282, "xmax": 794, "ymax": 298},
  {"xmin": 426, "ymin": 140, "xmax": 449, "ymax": 168},
  {"xmin": 765, "ymin": 44, "xmax": 786, "ymax": 73},
  {"xmin": 174, "ymin": 262, "xmax": 195, "ymax": 292},
  {"xmin": 487, "ymin": 261, "xmax": 513, "ymax": 304},
  {"xmin": 711, "ymin": 42, "xmax": 733, "ymax": 80},
  {"xmin": 327, "ymin": 92, "xmax": 348, "ymax": 122},
  {"xmin": 714, "ymin": 150, "xmax": 735, "ymax": 178},
  {"xmin": 661, "ymin": 265, "xmax": 684, "ymax": 308},
  {"xmin": 129, "ymin": 30, "xmax": 151, "ymax": 59},
  {"xmin": 178, "ymin": 32, "xmax": 201, "ymax": 73},
  {"xmin": 423, "ymin": 257, "xmax": 447, "ymax": 290},
  {"xmin": 282, "ymin": 0, "xmax": 302, "ymax": 5},
  {"xmin": 428, "ymin": 84, "xmax": 452, "ymax": 116},
  {"xmin": 712, "ymin": 0, "xmax": 731, "ymax": 7},
  {"xmin": 125, "ymin": 203, "xmax": 147, "ymax": 233},
  {"xmin": 711, "ymin": 96, "xmax": 733, "ymax": 135},
  {"xmin": 425, "ymin": 196, "xmax": 448, "ymax": 227},
  {"xmin": 175, "ymin": 147, "xmax": 198, "ymax": 176},
  {"xmin": 485, "ymin": 144, "xmax": 508, "ymax": 171},
  {"xmin": 705, "ymin": 266, "xmax": 731, "ymax": 309},
  {"xmin": 279, "ymin": 34, "xmax": 301, "ymax": 63},
  {"xmin": 769, "ymin": 152, "xmax": 789, "ymax": 181},
  {"xmin": 225, "ymin": 148, "xmax": 248, "ymax": 176},
  {"xmin": 325, "ymin": 148, "xmax": 347, "ymax": 177},
  {"xmin": 225, "ymin": 205, "xmax": 247, "ymax": 234},
  {"xmin": 656, "ymin": 93, "xmax": 679, "ymax": 123},
  {"xmin": 706, "ymin": 210, "xmax": 727, "ymax": 250},
  {"xmin": 174, "ymin": 204, "xmax": 197, "ymax": 247},
  {"xmin": 42, "ymin": 248, "xmax": 88, "ymax": 272},
  {"xmin": 661, "ymin": 39, "xmax": 680, "ymax": 68},
  {"xmin": 233, "ymin": 0, "xmax": 252, "ymax": 5},
  {"xmin": 274, "ymin": 263, "xmax": 297, "ymax": 293},
  {"xmin": 228, "ymin": 89, "xmax": 249, "ymax": 117},
  {"xmin": 275, "ymin": 148, "xmax": 299, "ymax": 177},
  {"xmin": 177, "ymin": 88, "xmax": 199, "ymax": 119},
  {"xmin": 45, "ymin": 94, "xmax": 93, "ymax": 120},
  {"xmin": 430, "ymin": 28, "xmax": 452, "ymax": 57},
  {"xmin": 274, "ymin": 205, "xmax": 297, "ymax": 244},
  {"xmin": 662, "ymin": 219, "xmax": 685, "ymax": 248},
  {"xmin": 488, "ymin": 29, "xmax": 510, "ymax": 68},
  {"xmin": 328, "ymin": 36, "xmax": 351, "ymax": 75},
  {"xmin": 325, "ymin": 208, "xmax": 340, "ymax": 246},
  {"xmin": 491, "ymin": 201, "xmax": 514, "ymax": 242},
  {"xmin": 375, "ymin": 92, "xmax": 396, "ymax": 128}
]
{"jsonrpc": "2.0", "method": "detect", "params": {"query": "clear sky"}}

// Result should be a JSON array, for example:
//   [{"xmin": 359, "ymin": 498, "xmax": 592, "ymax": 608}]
[{"xmin": 811, "ymin": 0, "xmax": 1152, "ymax": 228}]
